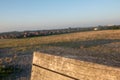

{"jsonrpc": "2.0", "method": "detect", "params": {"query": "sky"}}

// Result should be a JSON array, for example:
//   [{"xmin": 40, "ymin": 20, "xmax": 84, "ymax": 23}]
[{"xmin": 0, "ymin": 0, "xmax": 120, "ymax": 32}]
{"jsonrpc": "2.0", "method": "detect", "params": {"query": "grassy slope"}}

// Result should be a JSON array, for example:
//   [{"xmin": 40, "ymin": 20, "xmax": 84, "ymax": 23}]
[{"xmin": 0, "ymin": 30, "xmax": 120, "ymax": 67}]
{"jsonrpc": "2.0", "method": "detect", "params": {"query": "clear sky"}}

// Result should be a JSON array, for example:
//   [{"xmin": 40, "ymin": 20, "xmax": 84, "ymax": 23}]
[{"xmin": 0, "ymin": 0, "xmax": 120, "ymax": 32}]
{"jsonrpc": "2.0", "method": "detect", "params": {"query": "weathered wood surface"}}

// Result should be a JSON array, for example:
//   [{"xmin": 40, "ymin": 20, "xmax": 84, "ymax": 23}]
[{"xmin": 31, "ymin": 52, "xmax": 120, "ymax": 80}]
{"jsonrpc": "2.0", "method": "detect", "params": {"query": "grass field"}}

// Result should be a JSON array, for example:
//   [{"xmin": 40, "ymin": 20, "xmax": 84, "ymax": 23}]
[{"xmin": 0, "ymin": 30, "xmax": 120, "ymax": 67}]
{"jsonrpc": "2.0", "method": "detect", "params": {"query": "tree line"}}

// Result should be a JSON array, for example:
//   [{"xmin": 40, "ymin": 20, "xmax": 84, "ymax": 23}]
[{"xmin": 0, "ymin": 25, "xmax": 120, "ymax": 39}]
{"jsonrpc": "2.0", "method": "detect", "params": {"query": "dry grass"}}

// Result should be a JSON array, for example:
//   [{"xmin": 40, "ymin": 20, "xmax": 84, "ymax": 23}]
[
  {"xmin": 0, "ymin": 30, "xmax": 120, "ymax": 48},
  {"xmin": 0, "ymin": 30, "xmax": 120, "ymax": 67}
]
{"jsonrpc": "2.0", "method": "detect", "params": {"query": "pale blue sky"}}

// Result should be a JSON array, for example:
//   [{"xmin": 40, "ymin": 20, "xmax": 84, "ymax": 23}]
[{"xmin": 0, "ymin": 0, "xmax": 120, "ymax": 32}]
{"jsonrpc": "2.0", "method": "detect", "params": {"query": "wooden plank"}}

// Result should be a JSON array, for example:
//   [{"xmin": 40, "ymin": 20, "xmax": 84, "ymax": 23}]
[
  {"xmin": 31, "ymin": 65, "xmax": 75, "ymax": 80},
  {"xmin": 31, "ymin": 52, "xmax": 120, "ymax": 80}
]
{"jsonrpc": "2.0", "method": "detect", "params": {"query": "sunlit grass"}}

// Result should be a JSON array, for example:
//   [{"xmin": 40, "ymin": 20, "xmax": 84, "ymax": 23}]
[
  {"xmin": 0, "ymin": 30, "xmax": 120, "ymax": 61},
  {"xmin": 0, "ymin": 30, "xmax": 120, "ymax": 68},
  {"xmin": 0, "ymin": 30, "xmax": 120, "ymax": 49}
]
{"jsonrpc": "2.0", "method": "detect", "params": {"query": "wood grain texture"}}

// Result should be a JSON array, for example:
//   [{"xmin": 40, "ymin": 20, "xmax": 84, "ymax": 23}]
[{"xmin": 31, "ymin": 52, "xmax": 120, "ymax": 80}]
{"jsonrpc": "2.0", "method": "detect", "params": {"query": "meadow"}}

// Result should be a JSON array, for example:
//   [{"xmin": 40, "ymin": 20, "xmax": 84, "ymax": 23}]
[{"xmin": 0, "ymin": 30, "xmax": 120, "ymax": 67}]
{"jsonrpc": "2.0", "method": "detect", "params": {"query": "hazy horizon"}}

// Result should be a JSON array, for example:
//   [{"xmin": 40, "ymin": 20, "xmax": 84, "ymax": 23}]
[{"xmin": 0, "ymin": 0, "xmax": 120, "ymax": 32}]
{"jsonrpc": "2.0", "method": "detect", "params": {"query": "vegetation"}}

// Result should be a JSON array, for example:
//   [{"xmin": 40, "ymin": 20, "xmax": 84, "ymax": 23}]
[
  {"xmin": 0, "ymin": 27, "xmax": 93, "ymax": 39},
  {"xmin": 0, "ymin": 66, "xmax": 22, "ymax": 77},
  {"xmin": 0, "ymin": 25, "xmax": 119, "ymax": 39},
  {"xmin": 0, "ymin": 30, "xmax": 120, "ymax": 67},
  {"xmin": 0, "ymin": 29, "xmax": 120, "ymax": 79}
]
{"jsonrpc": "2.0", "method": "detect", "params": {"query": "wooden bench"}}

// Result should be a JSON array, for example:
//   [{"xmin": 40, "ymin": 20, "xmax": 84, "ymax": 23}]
[{"xmin": 31, "ymin": 52, "xmax": 120, "ymax": 80}]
